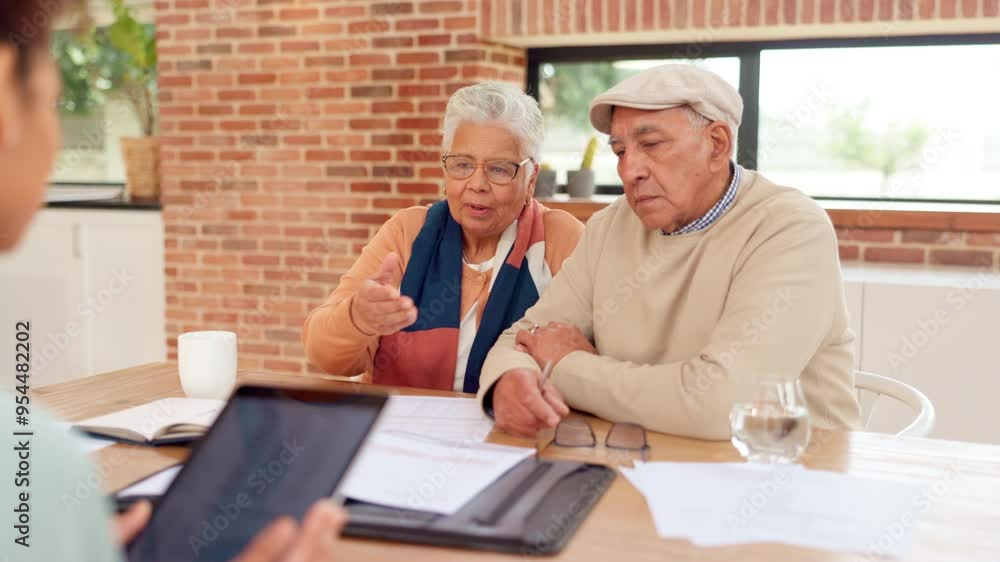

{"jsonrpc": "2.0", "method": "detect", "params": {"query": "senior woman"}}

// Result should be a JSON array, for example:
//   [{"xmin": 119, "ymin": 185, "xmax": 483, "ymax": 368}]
[{"xmin": 303, "ymin": 81, "xmax": 583, "ymax": 392}]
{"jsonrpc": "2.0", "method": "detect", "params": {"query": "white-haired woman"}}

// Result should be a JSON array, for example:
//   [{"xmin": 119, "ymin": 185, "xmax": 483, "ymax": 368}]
[{"xmin": 304, "ymin": 81, "xmax": 583, "ymax": 393}]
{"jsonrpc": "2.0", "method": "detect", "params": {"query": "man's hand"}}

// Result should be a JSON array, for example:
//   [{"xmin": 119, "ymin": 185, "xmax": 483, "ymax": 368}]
[
  {"xmin": 233, "ymin": 500, "xmax": 346, "ymax": 562},
  {"xmin": 115, "ymin": 500, "xmax": 152, "ymax": 546},
  {"xmin": 350, "ymin": 252, "xmax": 418, "ymax": 336},
  {"xmin": 493, "ymin": 368, "xmax": 570, "ymax": 437},
  {"xmin": 516, "ymin": 322, "xmax": 597, "ymax": 370}
]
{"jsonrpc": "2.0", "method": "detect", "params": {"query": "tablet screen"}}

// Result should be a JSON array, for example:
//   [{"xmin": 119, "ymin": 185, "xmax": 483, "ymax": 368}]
[{"xmin": 127, "ymin": 386, "xmax": 386, "ymax": 562}]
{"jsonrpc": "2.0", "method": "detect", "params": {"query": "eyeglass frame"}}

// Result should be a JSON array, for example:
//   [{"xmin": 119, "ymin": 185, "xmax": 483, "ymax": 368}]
[
  {"xmin": 538, "ymin": 418, "xmax": 651, "ymax": 462},
  {"xmin": 440, "ymin": 154, "xmax": 534, "ymax": 185}
]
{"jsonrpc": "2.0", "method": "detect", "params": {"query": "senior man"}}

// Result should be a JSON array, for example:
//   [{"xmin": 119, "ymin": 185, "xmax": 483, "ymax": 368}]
[{"xmin": 478, "ymin": 64, "xmax": 861, "ymax": 440}]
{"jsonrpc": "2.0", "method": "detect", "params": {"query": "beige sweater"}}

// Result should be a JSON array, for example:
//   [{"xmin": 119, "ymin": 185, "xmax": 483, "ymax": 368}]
[{"xmin": 478, "ymin": 170, "xmax": 861, "ymax": 440}]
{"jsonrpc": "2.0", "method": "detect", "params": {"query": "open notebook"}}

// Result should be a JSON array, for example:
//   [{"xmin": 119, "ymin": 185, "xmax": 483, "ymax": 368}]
[{"xmin": 74, "ymin": 398, "xmax": 224, "ymax": 445}]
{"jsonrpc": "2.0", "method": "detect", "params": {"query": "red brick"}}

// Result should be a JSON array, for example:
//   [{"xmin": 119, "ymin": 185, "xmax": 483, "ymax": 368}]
[
  {"xmin": 372, "ymin": 101, "xmax": 415, "ymax": 113},
  {"xmin": 305, "ymin": 150, "xmax": 346, "ymax": 161},
  {"xmin": 372, "ymin": 133, "xmax": 414, "ymax": 145},
  {"xmin": 326, "ymin": 69, "xmax": 370, "ymax": 82},
  {"xmin": 259, "ymin": 25, "xmax": 296, "ymax": 38},
  {"xmin": 929, "ymin": 249, "xmax": 994, "ymax": 267},
  {"xmin": 352, "ymin": 212, "xmax": 393, "ymax": 225},
  {"xmin": 239, "ymin": 73, "xmax": 276, "ymax": 85},
  {"xmin": 351, "ymin": 85, "xmax": 394, "ymax": 97},
  {"xmin": 401, "ymin": 83, "xmax": 441, "ymax": 97},
  {"xmin": 349, "ymin": 20, "xmax": 391, "ymax": 34},
  {"xmin": 350, "ymin": 118, "xmax": 392, "ymax": 130},
  {"xmin": 350, "ymin": 150, "xmax": 392, "ymax": 161},
  {"xmin": 398, "ymin": 182, "xmax": 441, "ymax": 194},
  {"xmin": 281, "ymin": 40, "xmax": 320, "ymax": 52},
  {"xmin": 835, "ymin": 228, "xmax": 896, "ymax": 243},
  {"xmin": 967, "ymin": 233, "xmax": 1000, "ymax": 246},
  {"xmin": 419, "ymin": 66, "xmax": 459, "ymax": 80},
  {"xmin": 349, "ymin": 53, "xmax": 393, "ymax": 66},
  {"xmin": 216, "ymin": 27, "xmax": 253, "ymax": 39},
  {"xmin": 301, "ymin": 23, "xmax": 345, "ymax": 37},
  {"xmin": 279, "ymin": 71, "xmax": 322, "ymax": 85},
  {"xmin": 864, "ymin": 246, "xmax": 926, "ymax": 264},
  {"xmin": 398, "ymin": 149, "xmax": 439, "ymax": 162},
  {"xmin": 219, "ymin": 90, "xmax": 256, "ymax": 101},
  {"xmin": 304, "ymin": 56, "xmax": 346, "ymax": 68},
  {"xmin": 306, "ymin": 87, "xmax": 346, "ymax": 99},
  {"xmin": 397, "ymin": 117, "xmax": 439, "ymax": 129},
  {"xmin": 396, "ymin": 18, "xmax": 440, "ymax": 31},
  {"xmin": 445, "ymin": 49, "xmax": 485, "ymax": 62},
  {"xmin": 839, "ymin": 244, "xmax": 860, "ymax": 261},
  {"xmin": 397, "ymin": 52, "xmax": 440, "ymax": 64},
  {"xmin": 445, "ymin": 16, "xmax": 476, "ymax": 30},
  {"xmin": 900, "ymin": 230, "xmax": 963, "ymax": 245},
  {"xmin": 350, "ymin": 181, "xmax": 392, "ymax": 193},
  {"xmin": 279, "ymin": 7, "xmax": 319, "ymax": 20},
  {"xmin": 373, "ymin": 36, "xmax": 415, "ymax": 48},
  {"xmin": 325, "ymin": 6, "xmax": 366, "ymax": 17},
  {"xmin": 327, "ymin": 166, "xmax": 369, "ymax": 178}
]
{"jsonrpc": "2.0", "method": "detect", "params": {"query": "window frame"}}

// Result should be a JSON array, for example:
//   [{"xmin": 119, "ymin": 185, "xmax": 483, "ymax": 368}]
[{"xmin": 526, "ymin": 33, "xmax": 1000, "ymax": 204}]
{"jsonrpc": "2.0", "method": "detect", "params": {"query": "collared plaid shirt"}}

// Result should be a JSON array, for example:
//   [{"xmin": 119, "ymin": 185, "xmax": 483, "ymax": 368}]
[{"xmin": 664, "ymin": 162, "xmax": 743, "ymax": 236}]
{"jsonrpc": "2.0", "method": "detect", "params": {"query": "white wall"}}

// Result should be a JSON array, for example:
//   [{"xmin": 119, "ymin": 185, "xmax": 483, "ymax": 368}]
[
  {"xmin": 0, "ymin": 209, "xmax": 166, "ymax": 386},
  {"xmin": 844, "ymin": 265, "xmax": 1000, "ymax": 444}
]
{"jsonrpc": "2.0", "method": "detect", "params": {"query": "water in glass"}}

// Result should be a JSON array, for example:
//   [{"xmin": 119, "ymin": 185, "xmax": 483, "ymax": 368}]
[{"xmin": 730, "ymin": 376, "xmax": 810, "ymax": 463}]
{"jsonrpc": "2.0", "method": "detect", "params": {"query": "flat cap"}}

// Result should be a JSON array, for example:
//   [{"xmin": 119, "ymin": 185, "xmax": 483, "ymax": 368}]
[{"xmin": 589, "ymin": 64, "xmax": 743, "ymax": 135}]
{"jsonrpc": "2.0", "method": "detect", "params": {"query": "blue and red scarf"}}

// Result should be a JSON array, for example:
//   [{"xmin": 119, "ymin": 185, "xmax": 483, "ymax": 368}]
[{"xmin": 371, "ymin": 199, "xmax": 547, "ymax": 393}]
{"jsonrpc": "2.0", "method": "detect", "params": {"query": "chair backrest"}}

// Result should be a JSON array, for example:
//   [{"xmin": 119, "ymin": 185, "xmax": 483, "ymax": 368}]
[{"xmin": 854, "ymin": 371, "xmax": 936, "ymax": 438}]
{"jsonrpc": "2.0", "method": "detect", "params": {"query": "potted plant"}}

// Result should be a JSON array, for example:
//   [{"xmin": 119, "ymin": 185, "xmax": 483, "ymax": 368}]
[
  {"xmin": 534, "ymin": 163, "xmax": 557, "ymax": 198},
  {"xmin": 108, "ymin": 0, "xmax": 159, "ymax": 199},
  {"xmin": 566, "ymin": 136, "xmax": 597, "ymax": 198}
]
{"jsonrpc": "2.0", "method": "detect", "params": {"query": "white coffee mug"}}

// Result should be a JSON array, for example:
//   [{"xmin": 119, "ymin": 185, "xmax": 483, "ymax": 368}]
[{"xmin": 178, "ymin": 331, "xmax": 237, "ymax": 400}]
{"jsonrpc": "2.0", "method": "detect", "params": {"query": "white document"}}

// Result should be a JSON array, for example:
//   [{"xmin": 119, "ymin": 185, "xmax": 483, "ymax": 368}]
[
  {"xmin": 341, "ymin": 431, "xmax": 534, "ymax": 515},
  {"xmin": 74, "ymin": 398, "xmax": 224, "ymax": 443},
  {"xmin": 621, "ymin": 462, "xmax": 922, "ymax": 558},
  {"xmin": 376, "ymin": 395, "xmax": 495, "ymax": 443},
  {"xmin": 117, "ymin": 465, "xmax": 183, "ymax": 498}
]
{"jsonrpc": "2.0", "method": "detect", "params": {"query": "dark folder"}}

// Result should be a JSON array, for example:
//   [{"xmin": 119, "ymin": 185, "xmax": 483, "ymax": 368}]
[{"xmin": 344, "ymin": 458, "xmax": 616, "ymax": 556}]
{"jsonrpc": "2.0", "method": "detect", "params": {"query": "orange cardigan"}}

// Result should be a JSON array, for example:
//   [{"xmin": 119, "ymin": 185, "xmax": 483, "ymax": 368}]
[{"xmin": 303, "ymin": 204, "xmax": 584, "ymax": 380}]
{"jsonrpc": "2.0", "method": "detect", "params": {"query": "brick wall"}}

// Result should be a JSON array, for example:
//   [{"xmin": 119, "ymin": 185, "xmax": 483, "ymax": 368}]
[
  {"xmin": 836, "ymin": 228, "xmax": 1000, "ymax": 268},
  {"xmin": 485, "ymin": 0, "xmax": 999, "ymax": 43},
  {"xmin": 156, "ymin": 0, "xmax": 999, "ymax": 374},
  {"xmin": 156, "ymin": 0, "xmax": 524, "ymax": 372}
]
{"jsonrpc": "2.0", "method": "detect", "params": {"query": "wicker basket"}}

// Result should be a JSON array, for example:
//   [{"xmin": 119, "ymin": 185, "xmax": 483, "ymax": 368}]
[{"xmin": 120, "ymin": 136, "xmax": 161, "ymax": 199}]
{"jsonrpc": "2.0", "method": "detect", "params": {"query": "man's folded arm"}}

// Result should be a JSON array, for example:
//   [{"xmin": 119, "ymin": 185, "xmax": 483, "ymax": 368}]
[{"xmin": 548, "ymin": 213, "xmax": 841, "ymax": 440}]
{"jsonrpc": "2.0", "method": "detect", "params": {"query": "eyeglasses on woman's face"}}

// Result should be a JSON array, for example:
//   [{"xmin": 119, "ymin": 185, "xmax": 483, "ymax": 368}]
[{"xmin": 441, "ymin": 154, "xmax": 533, "ymax": 185}]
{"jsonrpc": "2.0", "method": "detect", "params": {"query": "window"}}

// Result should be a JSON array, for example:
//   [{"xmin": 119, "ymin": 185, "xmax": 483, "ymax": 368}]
[
  {"xmin": 759, "ymin": 44, "xmax": 1000, "ymax": 201},
  {"xmin": 529, "ymin": 36, "xmax": 1000, "ymax": 202},
  {"xmin": 51, "ymin": 0, "xmax": 155, "ymax": 185}
]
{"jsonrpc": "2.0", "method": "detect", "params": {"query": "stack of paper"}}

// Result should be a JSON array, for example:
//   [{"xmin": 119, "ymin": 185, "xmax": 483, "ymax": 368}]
[
  {"xmin": 341, "ymin": 432, "xmax": 534, "ymax": 514},
  {"xmin": 621, "ymin": 462, "xmax": 923, "ymax": 557},
  {"xmin": 376, "ymin": 395, "xmax": 495, "ymax": 443}
]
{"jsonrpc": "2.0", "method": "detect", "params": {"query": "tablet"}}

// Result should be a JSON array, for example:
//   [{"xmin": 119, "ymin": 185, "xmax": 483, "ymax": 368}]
[{"xmin": 126, "ymin": 385, "xmax": 388, "ymax": 562}]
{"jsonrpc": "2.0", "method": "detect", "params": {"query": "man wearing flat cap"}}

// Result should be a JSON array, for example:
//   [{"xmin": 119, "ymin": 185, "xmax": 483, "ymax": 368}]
[{"xmin": 478, "ymin": 64, "xmax": 861, "ymax": 439}]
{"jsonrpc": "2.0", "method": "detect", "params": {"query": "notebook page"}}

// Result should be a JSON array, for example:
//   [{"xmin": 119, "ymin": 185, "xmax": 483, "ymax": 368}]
[{"xmin": 77, "ymin": 398, "xmax": 224, "ymax": 441}]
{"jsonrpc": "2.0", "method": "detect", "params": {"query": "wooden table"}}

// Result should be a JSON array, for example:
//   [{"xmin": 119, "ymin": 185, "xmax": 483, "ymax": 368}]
[{"xmin": 37, "ymin": 362, "xmax": 1000, "ymax": 562}]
